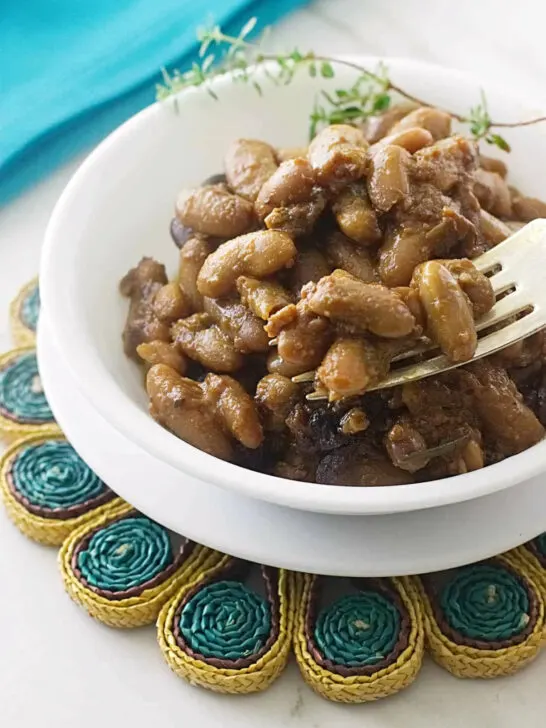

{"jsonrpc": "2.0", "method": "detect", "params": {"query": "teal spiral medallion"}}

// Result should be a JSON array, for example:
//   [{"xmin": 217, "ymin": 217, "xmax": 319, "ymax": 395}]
[
  {"xmin": 439, "ymin": 565, "xmax": 531, "ymax": 642},
  {"xmin": 77, "ymin": 517, "xmax": 174, "ymax": 594},
  {"xmin": 0, "ymin": 351, "xmax": 53, "ymax": 424},
  {"xmin": 21, "ymin": 284, "xmax": 40, "ymax": 331},
  {"xmin": 314, "ymin": 591, "xmax": 401, "ymax": 668},
  {"xmin": 9, "ymin": 439, "xmax": 111, "ymax": 517},
  {"xmin": 179, "ymin": 581, "xmax": 272, "ymax": 661}
]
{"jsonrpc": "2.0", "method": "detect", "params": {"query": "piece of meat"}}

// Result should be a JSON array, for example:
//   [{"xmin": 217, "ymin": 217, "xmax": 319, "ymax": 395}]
[
  {"xmin": 203, "ymin": 296, "xmax": 269, "ymax": 353},
  {"xmin": 461, "ymin": 359, "xmax": 545, "ymax": 455},
  {"xmin": 316, "ymin": 444, "xmax": 414, "ymax": 486},
  {"xmin": 224, "ymin": 139, "xmax": 278, "ymax": 201},
  {"xmin": 236, "ymin": 276, "xmax": 293, "ymax": 320},
  {"xmin": 120, "ymin": 257, "xmax": 170, "ymax": 359},
  {"xmin": 413, "ymin": 135, "xmax": 478, "ymax": 192},
  {"xmin": 264, "ymin": 190, "xmax": 327, "ymax": 237},
  {"xmin": 265, "ymin": 299, "xmax": 332, "ymax": 369},
  {"xmin": 171, "ymin": 313, "xmax": 243, "ymax": 372}
]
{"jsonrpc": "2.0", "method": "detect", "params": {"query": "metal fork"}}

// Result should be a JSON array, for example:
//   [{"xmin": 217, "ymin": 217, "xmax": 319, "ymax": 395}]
[{"xmin": 292, "ymin": 218, "xmax": 546, "ymax": 400}]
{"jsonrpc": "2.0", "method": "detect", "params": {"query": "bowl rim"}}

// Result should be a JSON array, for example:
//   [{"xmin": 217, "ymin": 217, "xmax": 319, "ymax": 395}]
[{"xmin": 40, "ymin": 55, "xmax": 546, "ymax": 515}]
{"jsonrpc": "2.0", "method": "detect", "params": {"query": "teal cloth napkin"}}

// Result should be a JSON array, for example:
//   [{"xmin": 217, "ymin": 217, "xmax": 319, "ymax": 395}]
[{"xmin": 0, "ymin": 0, "xmax": 308, "ymax": 205}]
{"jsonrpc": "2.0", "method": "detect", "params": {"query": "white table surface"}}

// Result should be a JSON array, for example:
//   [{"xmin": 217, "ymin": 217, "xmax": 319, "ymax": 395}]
[{"xmin": 1, "ymin": 1, "xmax": 546, "ymax": 725}]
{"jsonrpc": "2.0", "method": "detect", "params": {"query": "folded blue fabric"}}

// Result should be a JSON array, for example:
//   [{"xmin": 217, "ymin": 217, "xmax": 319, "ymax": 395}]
[{"xmin": 0, "ymin": 0, "xmax": 308, "ymax": 205}]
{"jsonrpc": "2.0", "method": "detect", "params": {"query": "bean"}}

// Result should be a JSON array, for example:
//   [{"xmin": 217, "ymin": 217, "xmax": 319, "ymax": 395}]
[
  {"xmin": 511, "ymin": 195, "xmax": 546, "ymax": 222},
  {"xmin": 203, "ymin": 373, "xmax": 263, "ymax": 449},
  {"xmin": 413, "ymin": 135, "xmax": 478, "ymax": 192},
  {"xmin": 177, "ymin": 236, "xmax": 211, "ymax": 312},
  {"xmin": 331, "ymin": 183, "xmax": 382, "ymax": 246},
  {"xmin": 153, "ymin": 282, "xmax": 191, "ymax": 323},
  {"xmin": 137, "ymin": 340, "xmax": 187, "ymax": 374},
  {"xmin": 434, "ymin": 258, "xmax": 494, "ymax": 318},
  {"xmin": 224, "ymin": 139, "xmax": 278, "ymax": 201},
  {"xmin": 146, "ymin": 364, "xmax": 233, "ymax": 460},
  {"xmin": 367, "ymin": 144, "xmax": 411, "ymax": 212},
  {"xmin": 175, "ymin": 184, "xmax": 255, "ymax": 238},
  {"xmin": 473, "ymin": 169, "xmax": 512, "ymax": 218},
  {"xmin": 362, "ymin": 102, "xmax": 418, "ymax": 143},
  {"xmin": 276, "ymin": 146, "xmax": 308, "ymax": 162},
  {"xmin": 308, "ymin": 124, "xmax": 368, "ymax": 187},
  {"xmin": 289, "ymin": 247, "xmax": 332, "ymax": 294},
  {"xmin": 479, "ymin": 155, "xmax": 508, "ymax": 178},
  {"xmin": 373, "ymin": 126, "xmax": 433, "ymax": 154},
  {"xmin": 324, "ymin": 231, "xmax": 379, "ymax": 283},
  {"xmin": 389, "ymin": 106, "xmax": 452, "ymax": 140},
  {"xmin": 197, "ymin": 230, "xmax": 297, "ymax": 298},
  {"xmin": 255, "ymin": 158, "xmax": 316, "ymax": 219},
  {"xmin": 236, "ymin": 276, "xmax": 293, "ymax": 320},
  {"xmin": 479, "ymin": 209, "xmax": 511, "ymax": 246},
  {"xmin": 306, "ymin": 269, "xmax": 416, "ymax": 338},
  {"xmin": 316, "ymin": 337, "xmax": 391, "ymax": 400},
  {"xmin": 412, "ymin": 260, "xmax": 477, "ymax": 362},
  {"xmin": 255, "ymin": 373, "xmax": 300, "ymax": 431},
  {"xmin": 378, "ymin": 225, "xmax": 432, "ymax": 287},
  {"xmin": 266, "ymin": 350, "xmax": 310, "ymax": 377}
]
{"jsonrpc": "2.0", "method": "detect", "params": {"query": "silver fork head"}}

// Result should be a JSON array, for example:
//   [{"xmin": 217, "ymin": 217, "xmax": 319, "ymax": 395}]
[{"xmin": 297, "ymin": 219, "xmax": 546, "ymax": 400}]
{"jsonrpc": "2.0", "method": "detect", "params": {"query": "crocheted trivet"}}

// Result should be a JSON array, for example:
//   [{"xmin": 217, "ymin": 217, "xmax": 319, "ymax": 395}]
[
  {"xmin": 414, "ymin": 553, "xmax": 545, "ymax": 678},
  {"xmin": 10, "ymin": 278, "xmax": 40, "ymax": 347},
  {"xmin": 0, "ymin": 348, "xmax": 57, "ymax": 440},
  {"xmin": 292, "ymin": 575, "xmax": 424, "ymax": 703},
  {"xmin": 157, "ymin": 556, "xmax": 294, "ymax": 694},
  {"xmin": 59, "ymin": 501, "xmax": 212, "ymax": 628},
  {"xmin": 0, "ymin": 431, "xmax": 116, "ymax": 545}
]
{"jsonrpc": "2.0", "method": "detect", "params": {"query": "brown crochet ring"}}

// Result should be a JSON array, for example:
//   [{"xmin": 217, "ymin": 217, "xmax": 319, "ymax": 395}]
[{"xmin": 157, "ymin": 556, "xmax": 295, "ymax": 694}]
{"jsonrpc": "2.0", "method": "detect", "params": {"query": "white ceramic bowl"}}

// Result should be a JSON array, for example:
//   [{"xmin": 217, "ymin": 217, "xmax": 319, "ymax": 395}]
[{"xmin": 40, "ymin": 56, "xmax": 546, "ymax": 515}]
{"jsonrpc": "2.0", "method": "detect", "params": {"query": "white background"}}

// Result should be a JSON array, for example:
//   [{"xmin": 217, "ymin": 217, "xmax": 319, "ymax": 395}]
[{"xmin": 1, "ymin": 1, "xmax": 545, "ymax": 726}]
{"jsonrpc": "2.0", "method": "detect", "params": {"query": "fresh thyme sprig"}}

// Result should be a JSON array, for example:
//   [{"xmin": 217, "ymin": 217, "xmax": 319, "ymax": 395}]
[{"xmin": 157, "ymin": 18, "xmax": 546, "ymax": 151}]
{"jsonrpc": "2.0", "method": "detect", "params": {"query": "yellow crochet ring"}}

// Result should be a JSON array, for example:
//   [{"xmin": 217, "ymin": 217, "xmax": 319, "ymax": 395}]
[
  {"xmin": 413, "ymin": 553, "xmax": 545, "ymax": 679},
  {"xmin": 59, "ymin": 501, "xmax": 214, "ymax": 628},
  {"xmin": 292, "ymin": 575, "xmax": 425, "ymax": 703},
  {"xmin": 512, "ymin": 536, "xmax": 546, "ymax": 600},
  {"xmin": 0, "ymin": 431, "xmax": 116, "ymax": 546},
  {"xmin": 10, "ymin": 277, "xmax": 40, "ymax": 347},
  {"xmin": 157, "ymin": 557, "xmax": 295, "ymax": 694},
  {"xmin": 0, "ymin": 347, "xmax": 58, "ymax": 442}
]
